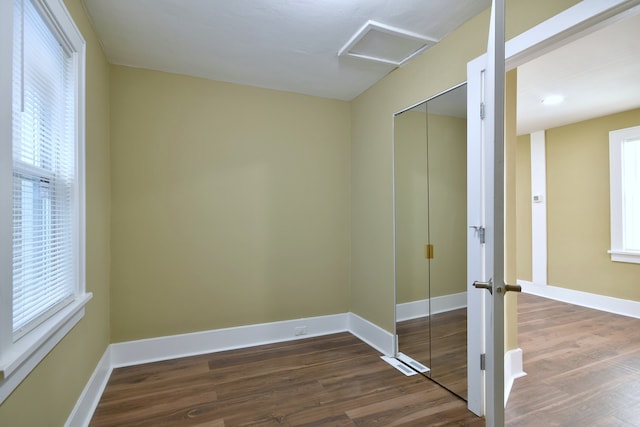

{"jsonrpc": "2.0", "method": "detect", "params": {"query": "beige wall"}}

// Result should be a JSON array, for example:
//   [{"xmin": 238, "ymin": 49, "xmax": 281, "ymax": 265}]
[
  {"xmin": 0, "ymin": 0, "xmax": 111, "ymax": 425},
  {"xmin": 517, "ymin": 109, "xmax": 640, "ymax": 302},
  {"xmin": 546, "ymin": 108, "xmax": 640, "ymax": 301},
  {"xmin": 394, "ymin": 111, "xmax": 429, "ymax": 304},
  {"xmin": 350, "ymin": 0, "xmax": 580, "ymax": 335},
  {"xmin": 109, "ymin": 66, "xmax": 351, "ymax": 342},
  {"xmin": 427, "ymin": 114, "xmax": 468, "ymax": 298}
]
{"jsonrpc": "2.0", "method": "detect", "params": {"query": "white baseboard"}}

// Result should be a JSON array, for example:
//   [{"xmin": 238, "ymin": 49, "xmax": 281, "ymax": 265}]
[
  {"xmin": 396, "ymin": 292, "xmax": 467, "ymax": 321},
  {"xmin": 110, "ymin": 313, "xmax": 348, "ymax": 368},
  {"xmin": 504, "ymin": 348, "xmax": 526, "ymax": 407},
  {"xmin": 518, "ymin": 280, "xmax": 640, "ymax": 319},
  {"xmin": 66, "ymin": 311, "xmax": 395, "ymax": 426},
  {"xmin": 348, "ymin": 312, "xmax": 395, "ymax": 356},
  {"xmin": 65, "ymin": 299, "xmax": 535, "ymax": 425},
  {"xmin": 64, "ymin": 347, "xmax": 113, "ymax": 427}
]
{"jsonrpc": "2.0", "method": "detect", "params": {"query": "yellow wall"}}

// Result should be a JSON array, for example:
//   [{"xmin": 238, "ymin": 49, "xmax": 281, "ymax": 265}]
[
  {"xmin": 427, "ymin": 114, "xmax": 468, "ymax": 298},
  {"xmin": 517, "ymin": 109, "xmax": 640, "ymax": 302},
  {"xmin": 0, "ymin": 0, "xmax": 111, "ymax": 425},
  {"xmin": 546, "ymin": 108, "xmax": 640, "ymax": 301},
  {"xmin": 350, "ymin": 0, "xmax": 580, "ymax": 334},
  {"xmin": 109, "ymin": 66, "xmax": 351, "ymax": 342},
  {"xmin": 394, "ymin": 111, "xmax": 429, "ymax": 304}
]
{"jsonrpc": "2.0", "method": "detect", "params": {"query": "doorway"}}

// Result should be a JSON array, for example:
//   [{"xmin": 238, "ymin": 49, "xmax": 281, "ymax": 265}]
[{"xmin": 465, "ymin": 0, "xmax": 640, "ymax": 423}]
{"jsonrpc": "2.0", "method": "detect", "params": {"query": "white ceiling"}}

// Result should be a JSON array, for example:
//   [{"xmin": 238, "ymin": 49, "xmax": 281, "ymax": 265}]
[
  {"xmin": 517, "ymin": 10, "xmax": 640, "ymax": 135},
  {"xmin": 81, "ymin": 0, "xmax": 490, "ymax": 101},
  {"xmin": 82, "ymin": 1, "xmax": 640, "ymax": 132}
]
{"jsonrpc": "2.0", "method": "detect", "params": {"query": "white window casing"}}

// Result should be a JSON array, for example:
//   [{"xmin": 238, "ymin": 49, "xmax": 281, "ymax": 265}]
[
  {"xmin": 609, "ymin": 125, "xmax": 640, "ymax": 264},
  {"xmin": 0, "ymin": 0, "xmax": 91, "ymax": 404}
]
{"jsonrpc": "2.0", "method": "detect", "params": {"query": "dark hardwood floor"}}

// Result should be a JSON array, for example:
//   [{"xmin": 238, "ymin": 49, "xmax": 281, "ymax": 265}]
[
  {"xmin": 397, "ymin": 309, "xmax": 467, "ymax": 400},
  {"xmin": 90, "ymin": 294, "xmax": 640, "ymax": 426},
  {"xmin": 506, "ymin": 293, "xmax": 640, "ymax": 426},
  {"xmin": 90, "ymin": 332, "xmax": 482, "ymax": 426}
]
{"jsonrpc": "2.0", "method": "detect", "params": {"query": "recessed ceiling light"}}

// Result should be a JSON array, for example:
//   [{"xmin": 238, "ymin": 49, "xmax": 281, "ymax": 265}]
[
  {"xmin": 338, "ymin": 20, "xmax": 438, "ymax": 66},
  {"xmin": 541, "ymin": 95, "xmax": 564, "ymax": 105}
]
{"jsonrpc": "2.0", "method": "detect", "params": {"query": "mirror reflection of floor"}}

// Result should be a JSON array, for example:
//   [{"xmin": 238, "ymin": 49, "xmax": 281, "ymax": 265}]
[{"xmin": 397, "ymin": 308, "xmax": 467, "ymax": 400}]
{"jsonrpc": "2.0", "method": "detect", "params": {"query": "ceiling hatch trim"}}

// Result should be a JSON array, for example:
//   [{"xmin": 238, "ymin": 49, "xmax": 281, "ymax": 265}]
[{"xmin": 338, "ymin": 20, "xmax": 439, "ymax": 66}]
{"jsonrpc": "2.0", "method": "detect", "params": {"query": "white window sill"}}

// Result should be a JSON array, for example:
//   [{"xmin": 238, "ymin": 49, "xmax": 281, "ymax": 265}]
[
  {"xmin": 609, "ymin": 250, "xmax": 640, "ymax": 264},
  {"xmin": 0, "ymin": 292, "xmax": 92, "ymax": 404}
]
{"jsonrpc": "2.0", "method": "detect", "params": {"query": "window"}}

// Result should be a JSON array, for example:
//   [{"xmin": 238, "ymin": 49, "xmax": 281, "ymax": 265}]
[
  {"xmin": 0, "ymin": 0, "xmax": 90, "ymax": 403},
  {"xmin": 609, "ymin": 125, "xmax": 640, "ymax": 264}
]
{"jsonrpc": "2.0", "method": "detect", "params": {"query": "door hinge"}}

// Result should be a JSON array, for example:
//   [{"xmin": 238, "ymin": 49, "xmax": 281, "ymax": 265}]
[
  {"xmin": 469, "ymin": 225, "xmax": 485, "ymax": 244},
  {"xmin": 424, "ymin": 244, "xmax": 434, "ymax": 259},
  {"xmin": 480, "ymin": 353, "xmax": 486, "ymax": 371},
  {"xmin": 480, "ymin": 102, "xmax": 486, "ymax": 120}
]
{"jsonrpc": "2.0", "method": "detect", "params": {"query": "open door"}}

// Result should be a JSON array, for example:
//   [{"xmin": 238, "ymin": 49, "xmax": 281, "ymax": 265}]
[{"xmin": 467, "ymin": 0, "xmax": 508, "ymax": 425}]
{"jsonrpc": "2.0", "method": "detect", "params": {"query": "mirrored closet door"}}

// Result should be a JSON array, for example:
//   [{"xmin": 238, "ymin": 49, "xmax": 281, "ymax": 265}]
[{"xmin": 394, "ymin": 83, "xmax": 468, "ymax": 399}]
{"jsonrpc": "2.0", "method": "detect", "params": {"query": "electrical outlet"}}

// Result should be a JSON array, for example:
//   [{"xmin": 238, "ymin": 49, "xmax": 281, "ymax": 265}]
[{"xmin": 294, "ymin": 326, "xmax": 308, "ymax": 336}]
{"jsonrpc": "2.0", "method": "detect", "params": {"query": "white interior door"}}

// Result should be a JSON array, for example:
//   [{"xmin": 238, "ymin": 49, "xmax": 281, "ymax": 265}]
[
  {"xmin": 467, "ymin": 0, "xmax": 505, "ymax": 425},
  {"xmin": 466, "ymin": 59, "xmax": 487, "ymax": 417}
]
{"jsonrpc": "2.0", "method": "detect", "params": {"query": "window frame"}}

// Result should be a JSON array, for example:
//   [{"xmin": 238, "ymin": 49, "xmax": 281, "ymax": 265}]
[
  {"xmin": 609, "ymin": 125, "xmax": 640, "ymax": 264},
  {"xmin": 0, "ymin": 0, "xmax": 90, "ymax": 404}
]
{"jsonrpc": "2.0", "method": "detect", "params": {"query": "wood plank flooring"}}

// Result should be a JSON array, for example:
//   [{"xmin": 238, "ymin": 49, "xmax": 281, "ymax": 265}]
[
  {"xmin": 506, "ymin": 293, "xmax": 640, "ymax": 426},
  {"xmin": 90, "ymin": 294, "xmax": 640, "ymax": 426},
  {"xmin": 90, "ymin": 333, "xmax": 482, "ymax": 426},
  {"xmin": 397, "ymin": 308, "xmax": 467, "ymax": 400}
]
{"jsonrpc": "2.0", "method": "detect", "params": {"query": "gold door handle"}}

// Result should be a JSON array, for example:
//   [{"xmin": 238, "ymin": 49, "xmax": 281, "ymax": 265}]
[
  {"xmin": 505, "ymin": 284, "xmax": 522, "ymax": 293},
  {"xmin": 424, "ymin": 244, "xmax": 434, "ymax": 259}
]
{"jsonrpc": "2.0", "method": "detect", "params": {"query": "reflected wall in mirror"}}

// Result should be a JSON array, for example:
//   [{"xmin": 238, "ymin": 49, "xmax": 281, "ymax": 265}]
[
  {"xmin": 394, "ymin": 99, "xmax": 431, "ymax": 376},
  {"xmin": 394, "ymin": 83, "xmax": 468, "ymax": 400}
]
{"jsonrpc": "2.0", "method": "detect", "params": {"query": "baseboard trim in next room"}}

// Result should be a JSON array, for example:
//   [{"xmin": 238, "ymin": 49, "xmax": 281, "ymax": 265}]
[
  {"xmin": 504, "ymin": 347, "xmax": 526, "ymax": 406},
  {"xmin": 518, "ymin": 280, "xmax": 640, "ymax": 319}
]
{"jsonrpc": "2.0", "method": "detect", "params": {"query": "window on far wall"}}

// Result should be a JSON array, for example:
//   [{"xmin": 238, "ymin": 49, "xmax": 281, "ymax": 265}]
[
  {"xmin": 609, "ymin": 125, "xmax": 640, "ymax": 264},
  {"xmin": 0, "ymin": 0, "xmax": 90, "ymax": 404}
]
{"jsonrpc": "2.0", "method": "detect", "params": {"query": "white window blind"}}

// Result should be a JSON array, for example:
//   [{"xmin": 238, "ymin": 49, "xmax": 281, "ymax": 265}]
[{"xmin": 12, "ymin": 0, "xmax": 76, "ymax": 338}]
